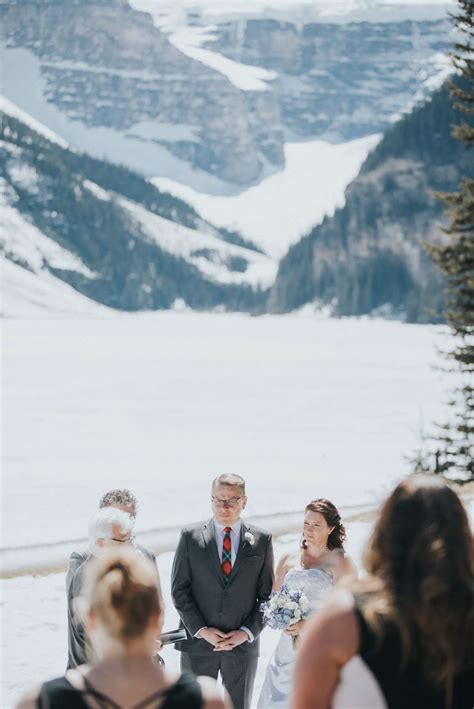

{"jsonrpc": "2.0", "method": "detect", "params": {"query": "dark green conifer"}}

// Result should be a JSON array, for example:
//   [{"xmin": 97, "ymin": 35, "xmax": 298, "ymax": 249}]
[{"xmin": 425, "ymin": 0, "xmax": 474, "ymax": 480}]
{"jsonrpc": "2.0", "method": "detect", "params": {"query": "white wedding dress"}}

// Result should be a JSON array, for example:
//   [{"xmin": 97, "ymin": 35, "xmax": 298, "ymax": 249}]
[{"xmin": 257, "ymin": 566, "xmax": 333, "ymax": 708}]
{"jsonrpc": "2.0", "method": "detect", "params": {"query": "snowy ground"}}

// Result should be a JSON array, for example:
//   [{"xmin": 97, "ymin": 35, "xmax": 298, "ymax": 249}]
[
  {"xmin": 0, "ymin": 306, "xmax": 462, "ymax": 706},
  {"xmin": 2, "ymin": 502, "xmax": 472, "ymax": 708},
  {"xmin": 2, "ymin": 311, "xmax": 451, "ymax": 554},
  {"xmin": 1, "ymin": 521, "xmax": 373, "ymax": 708}
]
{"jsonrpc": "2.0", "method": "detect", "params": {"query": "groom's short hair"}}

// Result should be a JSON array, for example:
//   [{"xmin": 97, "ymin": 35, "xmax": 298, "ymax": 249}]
[{"xmin": 212, "ymin": 473, "xmax": 246, "ymax": 494}]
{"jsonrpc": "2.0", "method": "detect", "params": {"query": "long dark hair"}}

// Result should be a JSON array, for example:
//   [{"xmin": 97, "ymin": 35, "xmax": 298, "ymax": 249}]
[
  {"xmin": 305, "ymin": 498, "xmax": 346, "ymax": 550},
  {"xmin": 360, "ymin": 475, "xmax": 473, "ymax": 694}
]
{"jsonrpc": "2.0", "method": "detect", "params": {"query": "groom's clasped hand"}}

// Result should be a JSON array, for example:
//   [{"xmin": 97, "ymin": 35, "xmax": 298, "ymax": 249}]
[{"xmin": 200, "ymin": 627, "xmax": 247, "ymax": 651}]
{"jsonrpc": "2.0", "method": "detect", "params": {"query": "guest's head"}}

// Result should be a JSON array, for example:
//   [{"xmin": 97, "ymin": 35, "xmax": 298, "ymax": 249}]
[
  {"xmin": 362, "ymin": 474, "xmax": 473, "ymax": 686},
  {"xmin": 303, "ymin": 498, "xmax": 345, "ymax": 554},
  {"xmin": 89, "ymin": 507, "xmax": 134, "ymax": 552},
  {"xmin": 211, "ymin": 473, "xmax": 247, "ymax": 526},
  {"xmin": 99, "ymin": 488, "xmax": 138, "ymax": 519},
  {"xmin": 83, "ymin": 549, "xmax": 163, "ymax": 658}
]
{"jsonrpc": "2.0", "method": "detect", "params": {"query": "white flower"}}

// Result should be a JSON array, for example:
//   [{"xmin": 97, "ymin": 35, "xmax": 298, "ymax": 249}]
[{"xmin": 244, "ymin": 531, "xmax": 255, "ymax": 546}]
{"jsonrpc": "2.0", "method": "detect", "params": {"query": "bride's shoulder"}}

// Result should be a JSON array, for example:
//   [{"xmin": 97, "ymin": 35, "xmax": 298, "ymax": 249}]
[{"xmin": 328, "ymin": 549, "xmax": 357, "ymax": 581}]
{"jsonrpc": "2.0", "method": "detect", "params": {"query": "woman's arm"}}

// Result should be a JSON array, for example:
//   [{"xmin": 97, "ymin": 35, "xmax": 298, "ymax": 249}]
[
  {"xmin": 291, "ymin": 589, "xmax": 359, "ymax": 709},
  {"xmin": 273, "ymin": 553, "xmax": 294, "ymax": 591}
]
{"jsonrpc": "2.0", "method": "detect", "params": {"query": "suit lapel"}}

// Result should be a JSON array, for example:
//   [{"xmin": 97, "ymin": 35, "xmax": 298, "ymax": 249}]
[
  {"xmin": 227, "ymin": 522, "xmax": 251, "ymax": 583},
  {"xmin": 202, "ymin": 519, "xmax": 225, "ymax": 584}
]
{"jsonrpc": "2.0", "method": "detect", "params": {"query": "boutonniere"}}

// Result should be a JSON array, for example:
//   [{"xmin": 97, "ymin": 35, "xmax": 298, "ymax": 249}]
[{"xmin": 244, "ymin": 531, "xmax": 255, "ymax": 546}]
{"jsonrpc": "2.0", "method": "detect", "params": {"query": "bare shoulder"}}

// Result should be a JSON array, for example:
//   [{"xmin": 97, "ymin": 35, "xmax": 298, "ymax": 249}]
[
  {"xmin": 16, "ymin": 684, "xmax": 41, "ymax": 709},
  {"xmin": 197, "ymin": 676, "xmax": 232, "ymax": 708},
  {"xmin": 331, "ymin": 550, "xmax": 357, "ymax": 582},
  {"xmin": 301, "ymin": 587, "xmax": 359, "ymax": 662},
  {"xmin": 340, "ymin": 551, "xmax": 357, "ymax": 573}
]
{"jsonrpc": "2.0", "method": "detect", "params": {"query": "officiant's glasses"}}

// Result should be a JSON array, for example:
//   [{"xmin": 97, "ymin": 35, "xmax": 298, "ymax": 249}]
[
  {"xmin": 211, "ymin": 496, "xmax": 244, "ymax": 508},
  {"xmin": 110, "ymin": 534, "xmax": 135, "ymax": 544}
]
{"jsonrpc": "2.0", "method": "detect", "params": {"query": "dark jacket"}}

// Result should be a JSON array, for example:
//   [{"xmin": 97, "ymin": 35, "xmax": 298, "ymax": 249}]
[
  {"xmin": 66, "ymin": 544, "xmax": 157, "ymax": 669},
  {"xmin": 171, "ymin": 519, "xmax": 274, "ymax": 657}
]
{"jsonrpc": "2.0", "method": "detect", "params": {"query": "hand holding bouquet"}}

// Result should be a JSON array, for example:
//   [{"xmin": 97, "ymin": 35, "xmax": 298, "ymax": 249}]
[{"xmin": 261, "ymin": 584, "xmax": 311, "ymax": 647}]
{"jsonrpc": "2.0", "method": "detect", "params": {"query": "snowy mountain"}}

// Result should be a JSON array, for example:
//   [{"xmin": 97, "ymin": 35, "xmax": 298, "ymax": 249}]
[
  {"xmin": 0, "ymin": 0, "xmax": 452, "ymax": 189},
  {"xmin": 268, "ymin": 79, "xmax": 474, "ymax": 322},
  {"xmin": 0, "ymin": 0, "xmax": 460, "ymax": 319},
  {"xmin": 0, "ymin": 101, "xmax": 275, "ymax": 314}
]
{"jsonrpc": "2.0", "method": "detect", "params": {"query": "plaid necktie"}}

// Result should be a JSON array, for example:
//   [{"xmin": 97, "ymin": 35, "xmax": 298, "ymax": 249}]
[{"xmin": 221, "ymin": 526, "xmax": 232, "ymax": 581}]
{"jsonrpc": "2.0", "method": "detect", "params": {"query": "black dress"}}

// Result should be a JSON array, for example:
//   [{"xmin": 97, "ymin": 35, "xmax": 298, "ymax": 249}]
[
  {"xmin": 37, "ymin": 671, "xmax": 203, "ymax": 709},
  {"xmin": 354, "ymin": 606, "xmax": 474, "ymax": 709}
]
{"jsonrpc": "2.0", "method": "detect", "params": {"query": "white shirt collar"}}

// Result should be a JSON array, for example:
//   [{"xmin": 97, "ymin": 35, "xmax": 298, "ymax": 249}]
[{"xmin": 213, "ymin": 518, "xmax": 242, "ymax": 536}]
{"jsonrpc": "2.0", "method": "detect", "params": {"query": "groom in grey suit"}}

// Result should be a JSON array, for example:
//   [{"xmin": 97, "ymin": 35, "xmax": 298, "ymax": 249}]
[{"xmin": 172, "ymin": 473, "xmax": 274, "ymax": 709}]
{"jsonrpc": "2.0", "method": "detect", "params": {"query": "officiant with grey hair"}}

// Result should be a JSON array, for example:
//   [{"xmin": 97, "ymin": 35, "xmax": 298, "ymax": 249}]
[
  {"xmin": 66, "ymin": 488, "xmax": 157, "ymax": 585},
  {"xmin": 171, "ymin": 473, "xmax": 274, "ymax": 709},
  {"xmin": 67, "ymin": 506, "xmax": 135, "ymax": 668}
]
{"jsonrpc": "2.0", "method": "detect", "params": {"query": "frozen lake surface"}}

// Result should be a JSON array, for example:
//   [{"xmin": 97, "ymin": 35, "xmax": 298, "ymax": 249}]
[{"xmin": 2, "ymin": 311, "xmax": 450, "ymax": 552}]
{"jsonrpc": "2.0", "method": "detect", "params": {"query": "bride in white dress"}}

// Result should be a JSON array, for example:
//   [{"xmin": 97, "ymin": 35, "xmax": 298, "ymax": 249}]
[{"xmin": 257, "ymin": 499, "xmax": 356, "ymax": 709}]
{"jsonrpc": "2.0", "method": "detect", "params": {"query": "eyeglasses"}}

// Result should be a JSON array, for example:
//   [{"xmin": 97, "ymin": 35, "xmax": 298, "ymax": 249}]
[
  {"xmin": 211, "ymin": 496, "xmax": 244, "ymax": 508},
  {"xmin": 110, "ymin": 536, "xmax": 134, "ymax": 544}
]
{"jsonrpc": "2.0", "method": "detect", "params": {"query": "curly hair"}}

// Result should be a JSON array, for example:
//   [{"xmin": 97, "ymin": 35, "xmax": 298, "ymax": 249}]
[
  {"xmin": 360, "ymin": 475, "xmax": 473, "ymax": 693},
  {"xmin": 99, "ymin": 489, "xmax": 138, "ymax": 518},
  {"xmin": 305, "ymin": 498, "xmax": 346, "ymax": 550}
]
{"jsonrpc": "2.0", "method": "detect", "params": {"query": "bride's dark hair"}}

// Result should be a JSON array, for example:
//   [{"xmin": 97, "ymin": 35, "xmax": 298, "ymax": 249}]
[
  {"xmin": 304, "ymin": 499, "xmax": 346, "ymax": 550},
  {"xmin": 359, "ymin": 475, "xmax": 473, "ymax": 693}
]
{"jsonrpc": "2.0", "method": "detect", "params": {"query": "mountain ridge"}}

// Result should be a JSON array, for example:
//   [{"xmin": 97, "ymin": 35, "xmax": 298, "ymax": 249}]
[
  {"xmin": 1, "ymin": 104, "xmax": 274, "ymax": 313},
  {"xmin": 268, "ymin": 79, "xmax": 474, "ymax": 322}
]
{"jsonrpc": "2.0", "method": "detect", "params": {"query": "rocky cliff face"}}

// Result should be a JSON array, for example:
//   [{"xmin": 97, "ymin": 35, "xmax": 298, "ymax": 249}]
[
  {"xmin": 268, "ymin": 81, "xmax": 473, "ymax": 323},
  {"xmin": 0, "ymin": 0, "xmax": 284, "ymax": 185},
  {"xmin": 1, "ymin": 0, "xmax": 450, "ymax": 187},
  {"xmin": 212, "ymin": 16, "xmax": 451, "ymax": 141}
]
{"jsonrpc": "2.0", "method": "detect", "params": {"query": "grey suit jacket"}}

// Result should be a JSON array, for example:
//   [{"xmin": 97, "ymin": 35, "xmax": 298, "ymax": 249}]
[
  {"xmin": 66, "ymin": 544, "xmax": 157, "ymax": 669},
  {"xmin": 171, "ymin": 519, "xmax": 274, "ymax": 657}
]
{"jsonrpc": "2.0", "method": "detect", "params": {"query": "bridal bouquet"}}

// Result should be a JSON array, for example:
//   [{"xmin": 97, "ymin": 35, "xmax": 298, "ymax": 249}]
[{"xmin": 260, "ymin": 584, "xmax": 311, "ymax": 631}]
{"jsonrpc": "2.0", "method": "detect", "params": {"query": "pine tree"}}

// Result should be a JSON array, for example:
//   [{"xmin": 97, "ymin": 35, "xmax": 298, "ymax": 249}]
[{"xmin": 425, "ymin": 0, "xmax": 474, "ymax": 481}]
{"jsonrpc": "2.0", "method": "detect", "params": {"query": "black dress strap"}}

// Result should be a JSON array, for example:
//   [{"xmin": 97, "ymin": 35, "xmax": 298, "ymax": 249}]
[
  {"xmin": 81, "ymin": 675, "xmax": 122, "ymax": 708},
  {"xmin": 38, "ymin": 676, "xmax": 89, "ymax": 709},
  {"xmin": 160, "ymin": 673, "xmax": 203, "ymax": 709},
  {"xmin": 38, "ymin": 672, "xmax": 203, "ymax": 709}
]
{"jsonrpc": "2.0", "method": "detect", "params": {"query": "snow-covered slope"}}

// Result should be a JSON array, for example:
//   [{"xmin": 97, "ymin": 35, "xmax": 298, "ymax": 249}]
[
  {"xmin": 117, "ymin": 196, "xmax": 276, "ymax": 286},
  {"xmin": 153, "ymin": 135, "xmax": 380, "ymax": 258},
  {"xmin": 1, "ymin": 258, "xmax": 112, "ymax": 318},
  {"xmin": 1, "ymin": 203, "xmax": 96, "ymax": 278},
  {"xmin": 1, "ymin": 101, "xmax": 273, "ymax": 314}
]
